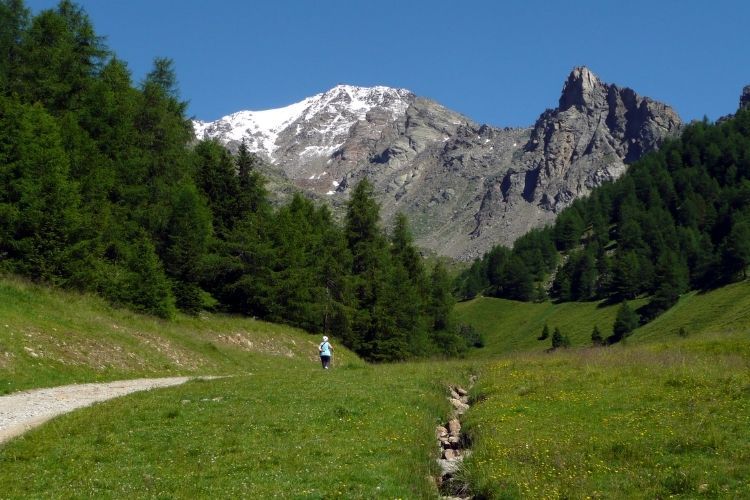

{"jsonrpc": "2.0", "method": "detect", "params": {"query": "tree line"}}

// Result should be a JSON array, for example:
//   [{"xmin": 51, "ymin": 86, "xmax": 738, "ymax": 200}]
[
  {"xmin": 0, "ymin": 0, "xmax": 473, "ymax": 361},
  {"xmin": 457, "ymin": 108, "xmax": 750, "ymax": 330}
]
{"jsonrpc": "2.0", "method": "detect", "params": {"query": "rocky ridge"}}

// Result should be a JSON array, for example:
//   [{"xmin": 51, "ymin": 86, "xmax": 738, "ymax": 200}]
[
  {"xmin": 194, "ymin": 68, "xmax": 681, "ymax": 260},
  {"xmin": 468, "ymin": 67, "xmax": 682, "ymax": 253}
]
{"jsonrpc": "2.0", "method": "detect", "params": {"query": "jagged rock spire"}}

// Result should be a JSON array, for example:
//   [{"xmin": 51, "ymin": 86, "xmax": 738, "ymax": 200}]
[{"xmin": 559, "ymin": 66, "xmax": 603, "ymax": 110}]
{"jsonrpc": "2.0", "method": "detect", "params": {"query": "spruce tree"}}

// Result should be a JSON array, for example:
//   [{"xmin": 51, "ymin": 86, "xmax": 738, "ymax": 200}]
[
  {"xmin": 235, "ymin": 140, "xmax": 268, "ymax": 217},
  {"xmin": 163, "ymin": 183, "xmax": 212, "ymax": 313},
  {"xmin": 591, "ymin": 325, "xmax": 604, "ymax": 346},
  {"xmin": 344, "ymin": 179, "xmax": 389, "ymax": 358},
  {"xmin": 0, "ymin": 96, "xmax": 81, "ymax": 282},
  {"xmin": 15, "ymin": 1, "xmax": 107, "ymax": 111},
  {"xmin": 427, "ymin": 261, "xmax": 455, "ymax": 333},
  {"xmin": 551, "ymin": 327, "xmax": 569, "ymax": 349},
  {"xmin": 554, "ymin": 209, "xmax": 584, "ymax": 251},
  {"xmin": 193, "ymin": 140, "xmax": 241, "ymax": 238},
  {"xmin": 0, "ymin": 0, "xmax": 29, "ymax": 90},
  {"xmin": 390, "ymin": 212, "xmax": 428, "ymax": 298},
  {"xmin": 538, "ymin": 323, "xmax": 550, "ymax": 341},
  {"xmin": 721, "ymin": 218, "xmax": 750, "ymax": 280},
  {"xmin": 610, "ymin": 301, "xmax": 639, "ymax": 343}
]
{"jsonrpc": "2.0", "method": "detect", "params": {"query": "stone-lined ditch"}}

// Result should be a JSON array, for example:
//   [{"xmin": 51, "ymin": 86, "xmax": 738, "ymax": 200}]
[{"xmin": 435, "ymin": 376, "xmax": 476, "ymax": 499}]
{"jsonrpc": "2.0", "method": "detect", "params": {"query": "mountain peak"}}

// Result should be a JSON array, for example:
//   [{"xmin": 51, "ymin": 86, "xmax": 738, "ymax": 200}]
[
  {"xmin": 559, "ymin": 66, "xmax": 604, "ymax": 109},
  {"xmin": 193, "ymin": 84, "xmax": 415, "ymax": 161}
]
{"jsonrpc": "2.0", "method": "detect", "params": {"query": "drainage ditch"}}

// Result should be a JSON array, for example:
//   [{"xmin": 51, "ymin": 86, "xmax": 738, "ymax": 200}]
[{"xmin": 435, "ymin": 375, "xmax": 476, "ymax": 499}]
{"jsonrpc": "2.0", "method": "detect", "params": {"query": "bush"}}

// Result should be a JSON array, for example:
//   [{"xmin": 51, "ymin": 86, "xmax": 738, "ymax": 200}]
[
  {"xmin": 609, "ymin": 301, "xmax": 639, "ymax": 344},
  {"xmin": 551, "ymin": 327, "xmax": 570, "ymax": 350},
  {"xmin": 458, "ymin": 323, "xmax": 485, "ymax": 348}
]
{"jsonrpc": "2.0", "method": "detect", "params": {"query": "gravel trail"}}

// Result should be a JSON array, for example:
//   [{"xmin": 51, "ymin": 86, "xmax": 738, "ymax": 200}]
[{"xmin": 0, "ymin": 377, "xmax": 209, "ymax": 445}]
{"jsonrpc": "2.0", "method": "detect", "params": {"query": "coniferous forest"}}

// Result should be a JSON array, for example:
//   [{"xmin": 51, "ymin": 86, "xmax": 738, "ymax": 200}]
[
  {"xmin": 0, "ymin": 0, "xmax": 469, "ymax": 361},
  {"xmin": 3, "ymin": 0, "xmax": 750, "ymax": 359},
  {"xmin": 457, "ymin": 109, "xmax": 750, "ymax": 331}
]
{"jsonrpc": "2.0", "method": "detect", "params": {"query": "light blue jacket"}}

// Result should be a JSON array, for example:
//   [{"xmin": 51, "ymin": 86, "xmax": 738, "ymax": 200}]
[{"xmin": 319, "ymin": 341, "xmax": 331, "ymax": 357}]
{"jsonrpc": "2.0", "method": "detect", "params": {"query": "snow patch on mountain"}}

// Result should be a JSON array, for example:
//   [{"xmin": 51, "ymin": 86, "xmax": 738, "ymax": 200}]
[{"xmin": 193, "ymin": 85, "xmax": 414, "ymax": 161}]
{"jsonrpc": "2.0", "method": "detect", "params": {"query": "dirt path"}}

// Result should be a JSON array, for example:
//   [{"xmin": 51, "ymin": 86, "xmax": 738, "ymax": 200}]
[{"xmin": 0, "ymin": 377, "xmax": 214, "ymax": 445}]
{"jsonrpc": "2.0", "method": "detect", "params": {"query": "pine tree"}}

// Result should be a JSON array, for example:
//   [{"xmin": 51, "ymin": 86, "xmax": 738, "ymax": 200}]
[
  {"xmin": 235, "ymin": 140, "xmax": 268, "ymax": 217},
  {"xmin": 551, "ymin": 327, "xmax": 569, "ymax": 349},
  {"xmin": 571, "ymin": 248, "xmax": 597, "ymax": 300},
  {"xmin": 0, "ymin": 0, "xmax": 29, "ymax": 90},
  {"xmin": 610, "ymin": 301, "xmax": 639, "ymax": 343},
  {"xmin": 0, "ymin": 96, "xmax": 81, "ymax": 282},
  {"xmin": 554, "ymin": 209, "xmax": 585, "ymax": 251},
  {"xmin": 15, "ymin": 1, "xmax": 107, "ymax": 112},
  {"xmin": 643, "ymin": 251, "xmax": 688, "ymax": 319},
  {"xmin": 193, "ymin": 140, "xmax": 241, "ymax": 238},
  {"xmin": 344, "ymin": 179, "xmax": 390, "ymax": 358},
  {"xmin": 390, "ymin": 212, "xmax": 428, "ymax": 298},
  {"xmin": 591, "ymin": 325, "xmax": 604, "ymax": 346},
  {"xmin": 121, "ymin": 235, "xmax": 176, "ymax": 318},
  {"xmin": 163, "ymin": 183, "xmax": 212, "ymax": 313},
  {"xmin": 538, "ymin": 323, "xmax": 550, "ymax": 341},
  {"xmin": 610, "ymin": 250, "xmax": 643, "ymax": 300},
  {"xmin": 721, "ymin": 217, "xmax": 750, "ymax": 280},
  {"xmin": 427, "ymin": 261, "xmax": 455, "ymax": 333}
]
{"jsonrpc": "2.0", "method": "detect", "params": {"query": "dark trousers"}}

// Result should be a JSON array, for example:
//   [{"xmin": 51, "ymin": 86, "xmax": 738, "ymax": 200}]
[{"xmin": 320, "ymin": 355, "xmax": 331, "ymax": 369}]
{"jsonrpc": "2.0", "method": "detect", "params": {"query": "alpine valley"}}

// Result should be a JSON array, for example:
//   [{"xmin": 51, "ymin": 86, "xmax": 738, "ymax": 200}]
[{"xmin": 194, "ymin": 67, "xmax": 682, "ymax": 260}]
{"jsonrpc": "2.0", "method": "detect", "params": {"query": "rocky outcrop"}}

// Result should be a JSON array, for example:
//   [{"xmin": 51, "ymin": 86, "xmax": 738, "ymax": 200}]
[
  {"xmin": 468, "ymin": 67, "xmax": 681, "ymax": 252},
  {"xmin": 195, "ymin": 69, "xmax": 681, "ymax": 260},
  {"xmin": 740, "ymin": 85, "xmax": 750, "ymax": 111}
]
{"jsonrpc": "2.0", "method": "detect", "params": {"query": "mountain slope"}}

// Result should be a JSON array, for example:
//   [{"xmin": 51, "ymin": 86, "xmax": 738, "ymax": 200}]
[
  {"xmin": 455, "ymin": 280, "xmax": 750, "ymax": 358},
  {"xmin": 0, "ymin": 276, "xmax": 343, "ymax": 394},
  {"xmin": 195, "ymin": 68, "xmax": 681, "ymax": 259}
]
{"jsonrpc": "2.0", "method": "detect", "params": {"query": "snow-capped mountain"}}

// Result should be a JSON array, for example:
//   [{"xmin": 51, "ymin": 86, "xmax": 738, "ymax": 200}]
[
  {"xmin": 194, "ymin": 71, "xmax": 680, "ymax": 260},
  {"xmin": 194, "ymin": 85, "xmax": 414, "ymax": 163}
]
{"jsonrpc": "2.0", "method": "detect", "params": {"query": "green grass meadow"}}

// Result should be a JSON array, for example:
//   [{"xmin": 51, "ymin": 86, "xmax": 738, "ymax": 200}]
[
  {"xmin": 462, "ymin": 339, "xmax": 750, "ymax": 498},
  {"xmin": 1, "ymin": 276, "xmax": 750, "ymax": 497},
  {"xmin": 0, "ymin": 358, "xmax": 475, "ymax": 498}
]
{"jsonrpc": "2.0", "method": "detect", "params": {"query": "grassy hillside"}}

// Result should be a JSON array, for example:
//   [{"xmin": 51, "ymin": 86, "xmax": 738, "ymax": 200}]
[
  {"xmin": 0, "ymin": 275, "xmax": 476, "ymax": 497},
  {"xmin": 631, "ymin": 281, "xmax": 750, "ymax": 345},
  {"xmin": 454, "ymin": 281, "xmax": 750, "ymax": 497},
  {"xmin": 0, "ymin": 275, "xmax": 360, "ymax": 394},
  {"xmin": 462, "ymin": 335, "xmax": 750, "ymax": 498},
  {"xmin": 454, "ymin": 296, "xmax": 644, "ymax": 356},
  {"xmin": 456, "ymin": 280, "xmax": 750, "ymax": 357}
]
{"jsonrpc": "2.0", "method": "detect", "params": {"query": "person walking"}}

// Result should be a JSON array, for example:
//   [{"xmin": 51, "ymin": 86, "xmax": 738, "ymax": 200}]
[{"xmin": 319, "ymin": 336, "xmax": 333, "ymax": 369}]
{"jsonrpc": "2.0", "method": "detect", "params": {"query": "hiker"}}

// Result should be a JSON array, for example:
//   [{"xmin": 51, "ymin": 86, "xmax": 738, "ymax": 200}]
[{"xmin": 319, "ymin": 336, "xmax": 333, "ymax": 369}]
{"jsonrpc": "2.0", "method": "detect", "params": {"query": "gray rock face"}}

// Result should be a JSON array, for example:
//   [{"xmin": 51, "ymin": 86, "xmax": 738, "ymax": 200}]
[
  {"xmin": 468, "ymin": 67, "xmax": 681, "ymax": 253},
  {"xmin": 194, "ymin": 69, "xmax": 681, "ymax": 260},
  {"xmin": 741, "ymin": 85, "xmax": 750, "ymax": 111}
]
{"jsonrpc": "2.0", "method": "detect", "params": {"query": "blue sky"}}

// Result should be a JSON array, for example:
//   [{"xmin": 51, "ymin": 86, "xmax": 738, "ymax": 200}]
[{"xmin": 25, "ymin": 0, "xmax": 750, "ymax": 126}]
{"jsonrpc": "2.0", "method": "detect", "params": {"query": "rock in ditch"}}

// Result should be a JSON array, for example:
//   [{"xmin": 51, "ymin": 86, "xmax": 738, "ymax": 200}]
[
  {"xmin": 450, "ymin": 398, "xmax": 470, "ymax": 414},
  {"xmin": 448, "ymin": 418, "xmax": 461, "ymax": 436},
  {"xmin": 437, "ymin": 456, "xmax": 463, "ymax": 475}
]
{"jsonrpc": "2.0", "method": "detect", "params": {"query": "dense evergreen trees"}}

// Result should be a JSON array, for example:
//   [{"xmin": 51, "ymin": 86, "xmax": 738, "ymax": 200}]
[
  {"xmin": 0, "ymin": 1, "xmax": 465, "ymax": 361},
  {"xmin": 457, "ymin": 109, "xmax": 750, "ymax": 334}
]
